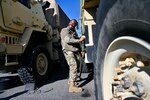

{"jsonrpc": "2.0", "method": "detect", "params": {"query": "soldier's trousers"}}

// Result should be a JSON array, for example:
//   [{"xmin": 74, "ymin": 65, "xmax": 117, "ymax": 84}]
[{"xmin": 63, "ymin": 50, "xmax": 80, "ymax": 82}]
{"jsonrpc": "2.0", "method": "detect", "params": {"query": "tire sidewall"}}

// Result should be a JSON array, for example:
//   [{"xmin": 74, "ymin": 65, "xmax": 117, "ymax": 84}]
[{"xmin": 94, "ymin": 0, "xmax": 150, "ymax": 99}]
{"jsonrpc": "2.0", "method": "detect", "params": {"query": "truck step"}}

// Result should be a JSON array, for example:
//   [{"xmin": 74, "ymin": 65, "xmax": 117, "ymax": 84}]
[{"xmin": 5, "ymin": 62, "xmax": 18, "ymax": 66}]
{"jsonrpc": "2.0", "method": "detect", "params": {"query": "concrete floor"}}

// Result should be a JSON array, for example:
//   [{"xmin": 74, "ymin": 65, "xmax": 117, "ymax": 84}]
[{"xmin": 0, "ymin": 72, "xmax": 95, "ymax": 100}]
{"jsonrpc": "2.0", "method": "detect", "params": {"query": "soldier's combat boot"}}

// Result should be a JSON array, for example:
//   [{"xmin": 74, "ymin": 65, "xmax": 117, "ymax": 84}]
[
  {"xmin": 69, "ymin": 81, "xmax": 82, "ymax": 93},
  {"xmin": 68, "ymin": 81, "xmax": 78, "ymax": 85}
]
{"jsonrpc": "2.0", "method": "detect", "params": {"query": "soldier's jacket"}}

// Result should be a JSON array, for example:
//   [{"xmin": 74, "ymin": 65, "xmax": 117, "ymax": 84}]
[{"xmin": 60, "ymin": 27, "xmax": 81, "ymax": 52}]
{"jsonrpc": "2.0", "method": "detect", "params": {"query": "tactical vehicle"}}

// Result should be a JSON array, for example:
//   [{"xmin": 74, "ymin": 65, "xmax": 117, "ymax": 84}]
[
  {"xmin": 80, "ymin": 0, "xmax": 150, "ymax": 99},
  {"xmin": 0, "ymin": 0, "xmax": 69, "ymax": 84}
]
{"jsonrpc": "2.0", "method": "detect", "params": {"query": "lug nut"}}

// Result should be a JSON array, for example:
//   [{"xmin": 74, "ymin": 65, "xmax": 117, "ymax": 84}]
[
  {"xmin": 113, "ymin": 76, "xmax": 119, "ymax": 81},
  {"xmin": 136, "ymin": 61, "xmax": 145, "ymax": 67},
  {"xmin": 115, "ymin": 67, "xmax": 123, "ymax": 74}
]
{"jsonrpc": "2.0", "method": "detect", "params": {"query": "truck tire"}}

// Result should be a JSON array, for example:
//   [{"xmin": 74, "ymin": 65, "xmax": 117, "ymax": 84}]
[
  {"xmin": 17, "ymin": 67, "xmax": 34, "ymax": 84},
  {"xmin": 31, "ymin": 45, "xmax": 51, "ymax": 83},
  {"xmin": 18, "ymin": 45, "xmax": 51, "ymax": 85},
  {"xmin": 95, "ymin": 0, "xmax": 150, "ymax": 100}
]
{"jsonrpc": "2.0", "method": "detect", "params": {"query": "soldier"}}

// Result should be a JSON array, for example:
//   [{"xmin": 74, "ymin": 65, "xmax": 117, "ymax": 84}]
[{"xmin": 60, "ymin": 19, "xmax": 85, "ymax": 92}]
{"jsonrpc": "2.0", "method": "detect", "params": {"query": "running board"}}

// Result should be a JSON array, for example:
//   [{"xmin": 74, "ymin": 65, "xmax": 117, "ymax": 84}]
[
  {"xmin": 5, "ymin": 54, "xmax": 19, "ymax": 66},
  {"xmin": 5, "ymin": 62, "xmax": 18, "ymax": 66}
]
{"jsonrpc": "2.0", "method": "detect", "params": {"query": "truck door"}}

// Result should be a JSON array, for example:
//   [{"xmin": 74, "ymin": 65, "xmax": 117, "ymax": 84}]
[{"xmin": 1, "ymin": 0, "xmax": 32, "ymax": 32}]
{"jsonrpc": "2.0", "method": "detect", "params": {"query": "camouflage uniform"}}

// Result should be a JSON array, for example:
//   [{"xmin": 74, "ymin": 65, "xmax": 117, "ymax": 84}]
[
  {"xmin": 60, "ymin": 27, "xmax": 81, "ymax": 82},
  {"xmin": 63, "ymin": 50, "xmax": 80, "ymax": 81}
]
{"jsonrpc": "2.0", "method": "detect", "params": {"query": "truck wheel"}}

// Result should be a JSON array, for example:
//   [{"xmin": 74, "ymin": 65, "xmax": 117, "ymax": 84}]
[
  {"xmin": 31, "ymin": 45, "xmax": 51, "ymax": 82},
  {"xmin": 95, "ymin": 0, "xmax": 150, "ymax": 100},
  {"xmin": 18, "ymin": 45, "xmax": 51, "ymax": 84},
  {"xmin": 17, "ymin": 67, "xmax": 34, "ymax": 84},
  {"xmin": 96, "ymin": 36, "xmax": 150, "ymax": 100}
]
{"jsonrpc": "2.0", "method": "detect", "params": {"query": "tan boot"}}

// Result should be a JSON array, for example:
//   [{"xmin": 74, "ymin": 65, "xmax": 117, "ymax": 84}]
[
  {"xmin": 68, "ymin": 81, "xmax": 78, "ymax": 85},
  {"xmin": 69, "ymin": 81, "xmax": 82, "ymax": 93}
]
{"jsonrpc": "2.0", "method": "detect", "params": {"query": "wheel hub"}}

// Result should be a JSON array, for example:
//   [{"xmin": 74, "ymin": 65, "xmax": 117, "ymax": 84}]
[
  {"xmin": 111, "ymin": 58, "xmax": 150, "ymax": 100},
  {"xmin": 36, "ymin": 53, "xmax": 48, "ymax": 76}
]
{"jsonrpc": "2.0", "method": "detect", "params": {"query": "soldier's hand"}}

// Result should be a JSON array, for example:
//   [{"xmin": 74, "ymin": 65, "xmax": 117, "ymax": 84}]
[
  {"xmin": 79, "ymin": 36, "xmax": 85, "ymax": 42},
  {"xmin": 80, "ymin": 51, "xmax": 85, "ymax": 58}
]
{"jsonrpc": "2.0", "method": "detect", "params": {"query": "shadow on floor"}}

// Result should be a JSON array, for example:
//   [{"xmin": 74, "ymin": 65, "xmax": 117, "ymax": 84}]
[
  {"xmin": 35, "ymin": 61, "xmax": 69, "ymax": 89},
  {"xmin": 0, "ymin": 91, "xmax": 27, "ymax": 100},
  {"xmin": 77, "ymin": 72, "xmax": 93, "ymax": 87}
]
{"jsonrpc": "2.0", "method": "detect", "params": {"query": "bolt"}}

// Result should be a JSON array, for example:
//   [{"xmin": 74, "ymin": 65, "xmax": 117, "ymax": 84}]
[
  {"xmin": 114, "ymin": 76, "xmax": 119, "ymax": 81},
  {"xmin": 115, "ymin": 67, "xmax": 124, "ymax": 75},
  {"xmin": 136, "ymin": 61, "xmax": 145, "ymax": 67},
  {"xmin": 112, "ymin": 81, "xmax": 120, "ymax": 86}
]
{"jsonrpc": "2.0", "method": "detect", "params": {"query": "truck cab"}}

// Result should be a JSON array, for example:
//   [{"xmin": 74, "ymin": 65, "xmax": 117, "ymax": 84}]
[{"xmin": 0, "ymin": 0, "xmax": 69, "ymax": 85}]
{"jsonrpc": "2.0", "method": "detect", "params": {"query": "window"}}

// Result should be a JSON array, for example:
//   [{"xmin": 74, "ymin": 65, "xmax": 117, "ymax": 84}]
[{"xmin": 19, "ymin": 0, "xmax": 31, "ymax": 9}]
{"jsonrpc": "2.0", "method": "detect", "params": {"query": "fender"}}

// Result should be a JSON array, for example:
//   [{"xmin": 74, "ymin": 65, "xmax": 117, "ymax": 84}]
[{"xmin": 19, "ymin": 27, "xmax": 47, "ymax": 52}]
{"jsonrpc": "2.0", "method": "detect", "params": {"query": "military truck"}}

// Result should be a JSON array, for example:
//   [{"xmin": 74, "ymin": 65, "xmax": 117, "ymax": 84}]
[
  {"xmin": 80, "ymin": 0, "xmax": 150, "ymax": 99},
  {"xmin": 0, "ymin": 0, "xmax": 69, "ymax": 84}
]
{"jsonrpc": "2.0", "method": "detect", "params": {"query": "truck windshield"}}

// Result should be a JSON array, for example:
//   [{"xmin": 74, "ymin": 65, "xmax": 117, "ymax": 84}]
[{"xmin": 19, "ymin": 0, "xmax": 31, "ymax": 9}]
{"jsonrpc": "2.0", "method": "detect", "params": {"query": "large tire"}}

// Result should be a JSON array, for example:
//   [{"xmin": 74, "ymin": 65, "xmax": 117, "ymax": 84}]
[
  {"xmin": 31, "ymin": 45, "xmax": 51, "ymax": 82},
  {"xmin": 95, "ymin": 0, "xmax": 150, "ymax": 100},
  {"xmin": 17, "ymin": 67, "xmax": 34, "ymax": 84},
  {"xmin": 18, "ymin": 45, "xmax": 51, "ymax": 85}
]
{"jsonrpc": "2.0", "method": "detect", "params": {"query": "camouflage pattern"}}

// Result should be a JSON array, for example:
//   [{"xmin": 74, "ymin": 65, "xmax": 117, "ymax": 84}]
[{"xmin": 63, "ymin": 50, "xmax": 80, "ymax": 81}]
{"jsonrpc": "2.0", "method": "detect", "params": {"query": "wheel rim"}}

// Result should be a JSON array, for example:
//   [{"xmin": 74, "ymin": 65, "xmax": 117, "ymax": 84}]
[
  {"xmin": 102, "ymin": 37, "xmax": 150, "ymax": 100},
  {"xmin": 36, "ymin": 53, "xmax": 48, "ymax": 76}
]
